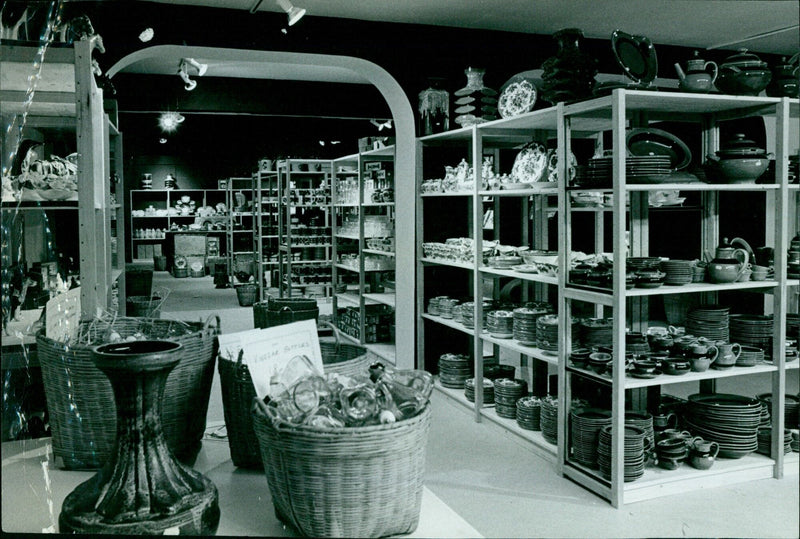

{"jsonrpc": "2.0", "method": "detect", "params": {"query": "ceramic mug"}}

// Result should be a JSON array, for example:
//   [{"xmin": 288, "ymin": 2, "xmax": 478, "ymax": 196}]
[
  {"xmin": 652, "ymin": 412, "xmax": 678, "ymax": 431},
  {"xmin": 690, "ymin": 437, "xmax": 719, "ymax": 457},
  {"xmin": 658, "ymin": 429, "xmax": 693, "ymax": 443}
]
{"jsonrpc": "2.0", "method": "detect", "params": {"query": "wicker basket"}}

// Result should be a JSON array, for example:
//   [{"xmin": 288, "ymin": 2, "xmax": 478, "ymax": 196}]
[
  {"xmin": 253, "ymin": 296, "xmax": 319, "ymax": 329},
  {"xmin": 252, "ymin": 400, "xmax": 431, "ymax": 538},
  {"xmin": 174, "ymin": 267, "xmax": 189, "ymax": 278},
  {"xmin": 236, "ymin": 284, "xmax": 258, "ymax": 307},
  {"xmin": 126, "ymin": 295, "xmax": 163, "ymax": 318},
  {"xmin": 37, "ymin": 316, "xmax": 220, "ymax": 470},
  {"xmin": 217, "ymin": 323, "xmax": 378, "ymax": 469}
]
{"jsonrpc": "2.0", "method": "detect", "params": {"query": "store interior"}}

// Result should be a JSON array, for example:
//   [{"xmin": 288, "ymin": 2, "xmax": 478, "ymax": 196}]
[{"xmin": 2, "ymin": 0, "xmax": 800, "ymax": 536}]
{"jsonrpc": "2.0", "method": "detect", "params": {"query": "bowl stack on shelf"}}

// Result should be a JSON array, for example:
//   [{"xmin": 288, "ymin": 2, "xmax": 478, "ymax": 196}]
[
  {"xmin": 464, "ymin": 377, "xmax": 495, "ymax": 404},
  {"xmin": 516, "ymin": 396, "xmax": 542, "ymax": 431},
  {"xmin": 729, "ymin": 315, "xmax": 773, "ymax": 360},
  {"xmin": 737, "ymin": 345, "xmax": 765, "ymax": 367},
  {"xmin": 487, "ymin": 310, "xmax": 514, "ymax": 339},
  {"xmin": 493, "ymin": 378, "xmax": 527, "ymax": 419},
  {"xmin": 597, "ymin": 425, "xmax": 647, "ymax": 482},
  {"xmin": 625, "ymin": 411, "xmax": 655, "ymax": 459},
  {"xmin": 686, "ymin": 305, "xmax": 730, "ymax": 342},
  {"xmin": 756, "ymin": 426, "xmax": 793, "ymax": 455},
  {"xmin": 438, "ymin": 353, "xmax": 472, "ymax": 389},
  {"xmin": 578, "ymin": 318, "xmax": 614, "ymax": 350},
  {"xmin": 683, "ymin": 394, "xmax": 761, "ymax": 458},
  {"xmin": 536, "ymin": 314, "xmax": 560, "ymax": 353},
  {"xmin": 540, "ymin": 396, "xmax": 559, "ymax": 445},
  {"xmin": 661, "ymin": 259, "xmax": 694, "ymax": 286},
  {"xmin": 570, "ymin": 408, "xmax": 612, "ymax": 468},
  {"xmin": 513, "ymin": 304, "xmax": 553, "ymax": 346},
  {"xmin": 757, "ymin": 393, "xmax": 800, "ymax": 429}
]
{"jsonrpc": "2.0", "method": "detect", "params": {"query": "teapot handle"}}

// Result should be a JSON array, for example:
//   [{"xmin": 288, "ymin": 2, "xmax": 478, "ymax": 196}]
[
  {"xmin": 705, "ymin": 61, "xmax": 719, "ymax": 84},
  {"xmin": 708, "ymin": 346, "xmax": 719, "ymax": 362},
  {"xmin": 731, "ymin": 343, "xmax": 741, "ymax": 359},
  {"xmin": 709, "ymin": 441, "xmax": 720, "ymax": 459},
  {"xmin": 734, "ymin": 249, "xmax": 750, "ymax": 274}
]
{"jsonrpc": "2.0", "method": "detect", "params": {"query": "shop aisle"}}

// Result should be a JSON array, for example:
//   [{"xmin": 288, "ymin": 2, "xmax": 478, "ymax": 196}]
[{"xmin": 156, "ymin": 273, "xmax": 799, "ymax": 538}]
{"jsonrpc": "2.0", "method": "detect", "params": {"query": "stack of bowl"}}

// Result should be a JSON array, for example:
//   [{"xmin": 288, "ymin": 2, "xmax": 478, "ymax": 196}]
[
  {"xmin": 484, "ymin": 363, "xmax": 516, "ymax": 381},
  {"xmin": 460, "ymin": 302, "xmax": 475, "ymax": 328},
  {"xmin": 464, "ymin": 377, "xmax": 495, "ymax": 404},
  {"xmin": 540, "ymin": 396, "xmax": 559, "ymax": 445},
  {"xmin": 536, "ymin": 314, "xmax": 560, "ymax": 353},
  {"xmin": 587, "ymin": 352, "xmax": 612, "ymax": 375},
  {"xmin": 626, "ymin": 412, "xmax": 655, "ymax": 458},
  {"xmin": 516, "ymin": 396, "xmax": 542, "ymax": 431},
  {"xmin": 513, "ymin": 304, "xmax": 552, "ymax": 346},
  {"xmin": 570, "ymin": 408, "xmax": 612, "ymax": 468},
  {"xmin": 736, "ymin": 345, "xmax": 764, "ymax": 367},
  {"xmin": 438, "ymin": 353, "xmax": 472, "ymax": 389},
  {"xmin": 757, "ymin": 393, "xmax": 800, "ymax": 429},
  {"xmin": 683, "ymin": 393, "xmax": 762, "ymax": 458},
  {"xmin": 438, "ymin": 298, "xmax": 459, "ymax": 319},
  {"xmin": 597, "ymin": 425, "xmax": 647, "ymax": 482},
  {"xmin": 569, "ymin": 348, "xmax": 592, "ymax": 369},
  {"xmin": 661, "ymin": 259, "xmax": 694, "ymax": 286},
  {"xmin": 756, "ymin": 426, "xmax": 793, "ymax": 455},
  {"xmin": 494, "ymin": 378, "xmax": 527, "ymax": 419},
  {"xmin": 730, "ymin": 314, "xmax": 773, "ymax": 360},
  {"xmin": 626, "ymin": 332, "xmax": 650, "ymax": 355},
  {"xmin": 579, "ymin": 317, "xmax": 614, "ymax": 350},
  {"xmin": 487, "ymin": 310, "xmax": 514, "ymax": 338},
  {"xmin": 655, "ymin": 436, "xmax": 689, "ymax": 470},
  {"xmin": 687, "ymin": 304, "xmax": 730, "ymax": 342}
]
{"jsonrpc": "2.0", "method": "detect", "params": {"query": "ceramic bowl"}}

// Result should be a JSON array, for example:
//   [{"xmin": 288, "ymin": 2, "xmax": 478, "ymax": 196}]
[
  {"xmin": 661, "ymin": 358, "xmax": 691, "ymax": 375},
  {"xmin": 704, "ymin": 157, "xmax": 770, "ymax": 183},
  {"xmin": 657, "ymin": 456, "xmax": 683, "ymax": 470},
  {"xmin": 716, "ymin": 68, "xmax": 772, "ymax": 96},
  {"xmin": 633, "ymin": 359, "xmax": 658, "ymax": 374},
  {"xmin": 689, "ymin": 453, "xmax": 715, "ymax": 470}
]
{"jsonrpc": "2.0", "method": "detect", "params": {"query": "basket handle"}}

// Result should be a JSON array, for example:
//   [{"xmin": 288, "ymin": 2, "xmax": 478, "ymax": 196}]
[
  {"xmin": 234, "ymin": 348, "xmax": 248, "ymax": 378},
  {"xmin": 203, "ymin": 314, "xmax": 221, "ymax": 335},
  {"xmin": 318, "ymin": 321, "xmax": 341, "ymax": 349},
  {"xmin": 279, "ymin": 305, "xmax": 292, "ymax": 325}
]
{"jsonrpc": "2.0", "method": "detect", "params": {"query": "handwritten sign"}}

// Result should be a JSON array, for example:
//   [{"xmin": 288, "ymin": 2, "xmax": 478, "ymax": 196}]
[
  {"xmin": 217, "ymin": 319, "xmax": 322, "ymax": 401},
  {"xmin": 45, "ymin": 287, "xmax": 81, "ymax": 341}
]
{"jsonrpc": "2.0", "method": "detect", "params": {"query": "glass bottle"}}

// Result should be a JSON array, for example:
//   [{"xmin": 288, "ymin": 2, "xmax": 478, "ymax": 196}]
[
  {"xmin": 418, "ymin": 76, "xmax": 450, "ymax": 136},
  {"xmin": 369, "ymin": 362, "xmax": 433, "ymax": 421}
]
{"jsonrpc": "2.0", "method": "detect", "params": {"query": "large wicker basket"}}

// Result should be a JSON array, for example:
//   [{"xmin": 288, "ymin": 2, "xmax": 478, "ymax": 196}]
[
  {"xmin": 218, "ymin": 323, "xmax": 378, "ymax": 468},
  {"xmin": 236, "ymin": 284, "xmax": 258, "ymax": 307},
  {"xmin": 253, "ymin": 296, "xmax": 319, "ymax": 329},
  {"xmin": 252, "ymin": 399, "xmax": 431, "ymax": 538},
  {"xmin": 37, "ymin": 316, "xmax": 220, "ymax": 470}
]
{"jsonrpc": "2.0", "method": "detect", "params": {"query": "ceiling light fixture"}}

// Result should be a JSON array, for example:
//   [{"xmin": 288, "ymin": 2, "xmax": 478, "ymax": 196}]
[
  {"xmin": 177, "ymin": 58, "xmax": 207, "ymax": 91},
  {"xmin": 370, "ymin": 119, "xmax": 393, "ymax": 131},
  {"xmin": 276, "ymin": 0, "xmax": 306, "ymax": 26},
  {"xmin": 158, "ymin": 111, "xmax": 185, "ymax": 133}
]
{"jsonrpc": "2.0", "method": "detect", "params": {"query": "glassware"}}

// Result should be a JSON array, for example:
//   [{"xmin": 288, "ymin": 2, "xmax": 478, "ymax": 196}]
[{"xmin": 418, "ymin": 76, "xmax": 450, "ymax": 135}]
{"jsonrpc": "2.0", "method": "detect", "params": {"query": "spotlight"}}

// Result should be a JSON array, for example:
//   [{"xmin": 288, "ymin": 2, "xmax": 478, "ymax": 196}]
[
  {"xmin": 178, "ymin": 66, "xmax": 196, "ymax": 91},
  {"xmin": 158, "ymin": 112, "xmax": 185, "ymax": 133},
  {"xmin": 370, "ymin": 119, "xmax": 393, "ymax": 131},
  {"xmin": 276, "ymin": 0, "xmax": 306, "ymax": 26},
  {"xmin": 183, "ymin": 57, "xmax": 208, "ymax": 77}
]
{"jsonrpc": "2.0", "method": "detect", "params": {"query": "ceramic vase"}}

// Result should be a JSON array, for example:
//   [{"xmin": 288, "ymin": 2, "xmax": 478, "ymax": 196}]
[
  {"xmin": 453, "ymin": 67, "xmax": 498, "ymax": 127},
  {"xmin": 418, "ymin": 77, "xmax": 450, "ymax": 135},
  {"xmin": 59, "ymin": 340, "xmax": 220, "ymax": 535},
  {"xmin": 540, "ymin": 28, "xmax": 598, "ymax": 104}
]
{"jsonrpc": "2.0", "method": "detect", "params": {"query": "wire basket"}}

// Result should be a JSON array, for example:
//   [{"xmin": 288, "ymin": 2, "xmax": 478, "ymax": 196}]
[
  {"xmin": 36, "ymin": 315, "xmax": 220, "ymax": 469},
  {"xmin": 125, "ymin": 287, "xmax": 169, "ymax": 318},
  {"xmin": 251, "ymin": 399, "xmax": 431, "ymax": 538}
]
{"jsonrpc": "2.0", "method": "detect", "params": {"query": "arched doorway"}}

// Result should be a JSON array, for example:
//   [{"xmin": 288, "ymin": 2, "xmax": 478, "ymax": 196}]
[{"xmin": 108, "ymin": 46, "xmax": 416, "ymax": 368}]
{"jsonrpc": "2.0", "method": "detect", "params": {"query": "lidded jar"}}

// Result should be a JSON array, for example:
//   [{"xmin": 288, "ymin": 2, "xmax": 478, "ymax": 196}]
[{"xmin": 418, "ymin": 76, "xmax": 450, "ymax": 136}]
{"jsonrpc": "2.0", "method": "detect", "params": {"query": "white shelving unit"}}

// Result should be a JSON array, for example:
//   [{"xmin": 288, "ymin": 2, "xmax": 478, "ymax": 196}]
[
  {"xmin": 253, "ymin": 169, "xmax": 280, "ymax": 301},
  {"xmin": 415, "ymin": 90, "xmax": 799, "ymax": 507}
]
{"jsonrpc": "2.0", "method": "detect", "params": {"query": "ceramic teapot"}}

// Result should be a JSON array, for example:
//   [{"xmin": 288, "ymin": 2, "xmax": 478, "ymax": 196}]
[
  {"xmin": 674, "ymin": 51, "xmax": 718, "ymax": 92},
  {"xmin": 708, "ymin": 238, "xmax": 750, "ymax": 283}
]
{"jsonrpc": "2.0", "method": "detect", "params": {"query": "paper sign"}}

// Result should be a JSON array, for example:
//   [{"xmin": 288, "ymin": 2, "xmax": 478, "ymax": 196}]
[
  {"xmin": 219, "ymin": 320, "xmax": 322, "ymax": 401},
  {"xmin": 45, "ymin": 287, "xmax": 81, "ymax": 341}
]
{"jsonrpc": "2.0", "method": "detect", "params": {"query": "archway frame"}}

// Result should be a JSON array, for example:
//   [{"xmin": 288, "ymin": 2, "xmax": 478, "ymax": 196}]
[{"xmin": 109, "ymin": 46, "xmax": 417, "ymax": 369}]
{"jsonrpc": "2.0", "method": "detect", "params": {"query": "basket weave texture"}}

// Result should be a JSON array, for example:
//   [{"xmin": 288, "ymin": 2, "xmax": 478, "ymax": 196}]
[
  {"xmin": 37, "ymin": 316, "xmax": 219, "ymax": 470},
  {"xmin": 236, "ymin": 284, "xmax": 258, "ymax": 307},
  {"xmin": 218, "ymin": 325, "xmax": 378, "ymax": 468},
  {"xmin": 252, "ymin": 401, "xmax": 431, "ymax": 538},
  {"xmin": 126, "ymin": 295, "xmax": 163, "ymax": 318}
]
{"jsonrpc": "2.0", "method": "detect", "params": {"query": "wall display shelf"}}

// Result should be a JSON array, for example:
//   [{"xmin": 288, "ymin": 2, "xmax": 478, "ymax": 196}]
[
  {"xmin": 556, "ymin": 90, "xmax": 798, "ymax": 507},
  {"xmin": 128, "ymin": 188, "xmax": 226, "ymax": 262},
  {"xmin": 226, "ymin": 177, "xmax": 256, "ymax": 286},
  {"xmin": 1, "ymin": 40, "xmax": 122, "ymax": 319},
  {"xmin": 331, "ymin": 148, "xmax": 397, "ymax": 364},
  {"xmin": 253, "ymin": 169, "xmax": 280, "ymax": 301},
  {"xmin": 277, "ymin": 159, "xmax": 333, "ymax": 299},
  {"xmin": 415, "ymin": 90, "xmax": 799, "ymax": 507}
]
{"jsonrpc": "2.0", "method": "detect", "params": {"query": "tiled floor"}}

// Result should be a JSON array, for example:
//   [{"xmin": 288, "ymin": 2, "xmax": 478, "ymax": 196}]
[{"xmin": 156, "ymin": 271, "xmax": 800, "ymax": 538}]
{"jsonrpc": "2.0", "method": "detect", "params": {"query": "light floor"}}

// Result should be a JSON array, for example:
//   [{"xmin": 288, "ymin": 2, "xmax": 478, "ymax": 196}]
[{"xmin": 157, "ymin": 272, "xmax": 800, "ymax": 538}]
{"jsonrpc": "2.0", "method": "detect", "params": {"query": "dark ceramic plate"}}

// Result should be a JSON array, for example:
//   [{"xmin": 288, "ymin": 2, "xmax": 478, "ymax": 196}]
[
  {"xmin": 626, "ymin": 128, "xmax": 692, "ymax": 170},
  {"xmin": 611, "ymin": 30, "xmax": 658, "ymax": 85}
]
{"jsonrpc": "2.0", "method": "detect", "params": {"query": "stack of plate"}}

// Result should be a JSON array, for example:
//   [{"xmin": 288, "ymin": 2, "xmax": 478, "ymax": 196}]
[
  {"xmin": 661, "ymin": 259, "xmax": 694, "ymax": 286},
  {"xmin": 464, "ymin": 377, "xmax": 495, "ymax": 404},
  {"xmin": 789, "ymin": 154, "xmax": 798, "ymax": 184},
  {"xmin": 516, "ymin": 396, "xmax": 542, "ymax": 431},
  {"xmin": 487, "ymin": 255, "xmax": 522, "ymax": 269},
  {"xmin": 737, "ymin": 345, "xmax": 765, "ymax": 367},
  {"xmin": 583, "ymin": 155, "xmax": 673, "ymax": 186},
  {"xmin": 438, "ymin": 353, "xmax": 472, "ymax": 389},
  {"xmin": 513, "ymin": 305, "xmax": 552, "ymax": 345},
  {"xmin": 730, "ymin": 314, "xmax": 773, "ymax": 360},
  {"xmin": 792, "ymin": 430, "xmax": 800, "ymax": 452},
  {"xmin": 787, "ymin": 314, "xmax": 800, "ymax": 341},
  {"xmin": 683, "ymin": 394, "xmax": 762, "ymax": 458},
  {"xmin": 756, "ymin": 426, "xmax": 793, "ymax": 455},
  {"xmin": 686, "ymin": 305, "xmax": 730, "ymax": 342},
  {"xmin": 758, "ymin": 400, "xmax": 771, "ymax": 427},
  {"xmin": 579, "ymin": 318, "xmax": 614, "ymax": 350},
  {"xmin": 625, "ymin": 411, "xmax": 655, "ymax": 457},
  {"xmin": 626, "ymin": 333, "xmax": 650, "ymax": 355},
  {"xmin": 626, "ymin": 257, "xmax": 663, "ymax": 271},
  {"xmin": 484, "ymin": 363, "xmax": 516, "ymax": 381},
  {"xmin": 536, "ymin": 314, "xmax": 560, "ymax": 353},
  {"xmin": 570, "ymin": 408, "xmax": 612, "ymax": 468},
  {"xmin": 540, "ymin": 396, "xmax": 559, "ymax": 445},
  {"xmin": 487, "ymin": 310, "xmax": 515, "ymax": 339},
  {"xmin": 597, "ymin": 425, "xmax": 647, "ymax": 482},
  {"xmin": 494, "ymin": 378, "xmax": 527, "ymax": 419},
  {"xmin": 438, "ymin": 298, "xmax": 459, "ymax": 319},
  {"xmin": 757, "ymin": 393, "xmax": 800, "ymax": 429},
  {"xmin": 460, "ymin": 302, "xmax": 475, "ymax": 328}
]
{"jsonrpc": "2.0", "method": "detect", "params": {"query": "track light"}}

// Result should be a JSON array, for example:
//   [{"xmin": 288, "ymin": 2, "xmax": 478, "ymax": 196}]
[
  {"xmin": 158, "ymin": 112, "xmax": 185, "ymax": 133},
  {"xmin": 371, "ymin": 119, "xmax": 393, "ymax": 131},
  {"xmin": 276, "ymin": 0, "xmax": 306, "ymax": 26},
  {"xmin": 177, "ymin": 58, "xmax": 207, "ymax": 91}
]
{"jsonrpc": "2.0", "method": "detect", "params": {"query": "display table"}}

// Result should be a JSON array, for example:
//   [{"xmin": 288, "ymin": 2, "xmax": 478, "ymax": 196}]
[{"xmin": 1, "ymin": 435, "xmax": 482, "ymax": 537}]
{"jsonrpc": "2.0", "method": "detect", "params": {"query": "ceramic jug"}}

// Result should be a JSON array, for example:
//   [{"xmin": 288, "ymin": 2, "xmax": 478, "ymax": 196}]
[
  {"xmin": 675, "ymin": 51, "xmax": 718, "ymax": 93},
  {"xmin": 652, "ymin": 412, "xmax": 678, "ymax": 431},
  {"xmin": 714, "ymin": 342, "xmax": 741, "ymax": 368},
  {"xmin": 709, "ymin": 238, "xmax": 750, "ymax": 283}
]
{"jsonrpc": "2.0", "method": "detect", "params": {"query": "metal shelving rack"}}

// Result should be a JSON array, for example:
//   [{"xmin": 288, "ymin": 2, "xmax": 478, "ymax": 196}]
[
  {"xmin": 253, "ymin": 168, "xmax": 280, "ymax": 302},
  {"xmin": 277, "ymin": 159, "xmax": 333, "ymax": 299},
  {"xmin": 226, "ymin": 177, "xmax": 256, "ymax": 286}
]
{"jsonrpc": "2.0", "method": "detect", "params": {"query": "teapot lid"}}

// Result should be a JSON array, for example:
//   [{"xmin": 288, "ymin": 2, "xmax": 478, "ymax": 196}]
[
  {"xmin": 717, "ymin": 133, "xmax": 766, "ymax": 156},
  {"xmin": 722, "ymin": 48, "xmax": 767, "ymax": 69}
]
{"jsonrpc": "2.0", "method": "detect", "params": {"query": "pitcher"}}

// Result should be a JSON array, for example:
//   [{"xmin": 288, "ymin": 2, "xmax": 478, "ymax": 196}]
[{"xmin": 714, "ymin": 342, "xmax": 741, "ymax": 369}]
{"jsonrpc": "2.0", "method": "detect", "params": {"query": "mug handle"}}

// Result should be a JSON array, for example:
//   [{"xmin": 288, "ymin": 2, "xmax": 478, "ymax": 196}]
[
  {"xmin": 667, "ymin": 413, "xmax": 678, "ymax": 430},
  {"xmin": 708, "ymin": 345, "xmax": 719, "ymax": 362},
  {"xmin": 690, "ymin": 436, "xmax": 704, "ymax": 449},
  {"xmin": 709, "ymin": 441, "xmax": 719, "ymax": 459},
  {"xmin": 732, "ymin": 343, "xmax": 741, "ymax": 359}
]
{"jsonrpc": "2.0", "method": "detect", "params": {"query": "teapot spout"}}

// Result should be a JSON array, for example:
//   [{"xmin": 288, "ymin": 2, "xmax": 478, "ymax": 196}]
[{"xmin": 674, "ymin": 63, "xmax": 686, "ymax": 82}]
